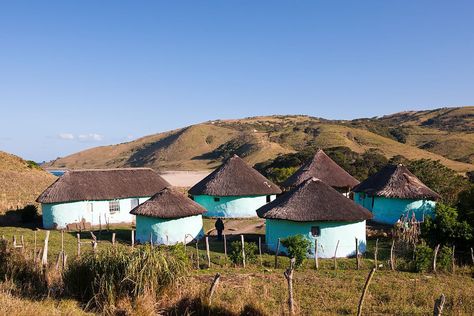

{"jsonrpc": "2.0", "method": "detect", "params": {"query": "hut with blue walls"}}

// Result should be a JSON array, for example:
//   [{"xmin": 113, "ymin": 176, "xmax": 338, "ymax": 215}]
[
  {"xmin": 257, "ymin": 178, "xmax": 373, "ymax": 258},
  {"xmin": 130, "ymin": 187, "xmax": 205, "ymax": 245},
  {"xmin": 353, "ymin": 164, "xmax": 440, "ymax": 225},
  {"xmin": 283, "ymin": 149, "xmax": 359, "ymax": 196},
  {"xmin": 188, "ymin": 155, "xmax": 282, "ymax": 218},
  {"xmin": 37, "ymin": 168, "xmax": 170, "ymax": 229}
]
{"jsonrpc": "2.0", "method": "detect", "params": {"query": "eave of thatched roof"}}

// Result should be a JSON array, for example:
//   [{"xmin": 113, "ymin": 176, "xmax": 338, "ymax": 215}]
[
  {"xmin": 130, "ymin": 187, "xmax": 205, "ymax": 219},
  {"xmin": 257, "ymin": 178, "xmax": 373, "ymax": 222},
  {"xmin": 37, "ymin": 168, "xmax": 170, "ymax": 203},
  {"xmin": 188, "ymin": 155, "xmax": 282, "ymax": 196},
  {"xmin": 283, "ymin": 149, "xmax": 360, "ymax": 189},
  {"xmin": 352, "ymin": 164, "xmax": 440, "ymax": 200}
]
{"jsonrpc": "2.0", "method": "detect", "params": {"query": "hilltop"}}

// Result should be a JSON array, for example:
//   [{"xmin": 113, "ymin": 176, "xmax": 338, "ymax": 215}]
[
  {"xmin": 0, "ymin": 151, "xmax": 56, "ymax": 212},
  {"xmin": 46, "ymin": 107, "xmax": 474, "ymax": 173}
]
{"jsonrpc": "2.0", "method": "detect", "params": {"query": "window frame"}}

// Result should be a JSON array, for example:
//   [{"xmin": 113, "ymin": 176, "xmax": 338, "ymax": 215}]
[
  {"xmin": 130, "ymin": 198, "xmax": 140, "ymax": 210},
  {"xmin": 213, "ymin": 197, "xmax": 221, "ymax": 202},
  {"xmin": 109, "ymin": 200, "xmax": 121, "ymax": 214},
  {"xmin": 311, "ymin": 226, "xmax": 321, "ymax": 237}
]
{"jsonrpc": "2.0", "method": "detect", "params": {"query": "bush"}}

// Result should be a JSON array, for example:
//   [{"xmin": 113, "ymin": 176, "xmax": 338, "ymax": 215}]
[
  {"xmin": 280, "ymin": 235, "xmax": 311, "ymax": 268},
  {"xmin": 20, "ymin": 205, "xmax": 38, "ymax": 223},
  {"xmin": 63, "ymin": 245, "xmax": 188, "ymax": 308},
  {"xmin": 229, "ymin": 241, "xmax": 258, "ymax": 265},
  {"xmin": 437, "ymin": 246, "xmax": 453, "ymax": 272},
  {"xmin": 414, "ymin": 243, "xmax": 433, "ymax": 272},
  {"xmin": 0, "ymin": 240, "xmax": 47, "ymax": 295}
]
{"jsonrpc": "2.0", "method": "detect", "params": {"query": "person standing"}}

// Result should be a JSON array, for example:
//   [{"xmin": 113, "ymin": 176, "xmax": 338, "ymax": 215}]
[{"xmin": 215, "ymin": 218, "xmax": 225, "ymax": 240}]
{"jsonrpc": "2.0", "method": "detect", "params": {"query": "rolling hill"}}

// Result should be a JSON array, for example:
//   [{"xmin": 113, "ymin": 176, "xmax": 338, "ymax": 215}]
[
  {"xmin": 46, "ymin": 107, "xmax": 474, "ymax": 173},
  {"xmin": 0, "ymin": 151, "xmax": 56, "ymax": 213}
]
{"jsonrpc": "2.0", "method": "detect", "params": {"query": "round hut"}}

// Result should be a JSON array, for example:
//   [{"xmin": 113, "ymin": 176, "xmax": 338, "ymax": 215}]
[
  {"xmin": 188, "ymin": 155, "xmax": 282, "ymax": 218},
  {"xmin": 282, "ymin": 149, "xmax": 359, "ymax": 196},
  {"xmin": 130, "ymin": 187, "xmax": 206, "ymax": 245},
  {"xmin": 352, "ymin": 164, "xmax": 440, "ymax": 225},
  {"xmin": 257, "ymin": 177, "xmax": 373, "ymax": 258}
]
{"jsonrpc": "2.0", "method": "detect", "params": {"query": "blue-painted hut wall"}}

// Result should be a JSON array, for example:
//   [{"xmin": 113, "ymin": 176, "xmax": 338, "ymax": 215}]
[
  {"xmin": 354, "ymin": 193, "xmax": 436, "ymax": 225},
  {"xmin": 265, "ymin": 219, "xmax": 367, "ymax": 258},
  {"xmin": 193, "ymin": 195, "xmax": 276, "ymax": 218},
  {"xmin": 135, "ymin": 214, "xmax": 204, "ymax": 245},
  {"xmin": 42, "ymin": 197, "xmax": 150, "ymax": 229}
]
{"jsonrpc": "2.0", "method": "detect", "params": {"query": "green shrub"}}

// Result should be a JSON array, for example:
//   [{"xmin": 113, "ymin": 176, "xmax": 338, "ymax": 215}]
[
  {"xmin": 63, "ymin": 245, "xmax": 188, "ymax": 308},
  {"xmin": 229, "ymin": 241, "xmax": 258, "ymax": 265},
  {"xmin": 280, "ymin": 235, "xmax": 311, "ymax": 268},
  {"xmin": 414, "ymin": 243, "xmax": 433, "ymax": 272},
  {"xmin": 20, "ymin": 205, "xmax": 39, "ymax": 223},
  {"xmin": 437, "ymin": 246, "xmax": 453, "ymax": 272}
]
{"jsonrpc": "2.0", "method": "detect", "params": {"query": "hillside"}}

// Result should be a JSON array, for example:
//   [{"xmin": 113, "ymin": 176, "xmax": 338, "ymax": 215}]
[
  {"xmin": 0, "ymin": 151, "xmax": 56, "ymax": 212},
  {"xmin": 47, "ymin": 107, "xmax": 474, "ymax": 173}
]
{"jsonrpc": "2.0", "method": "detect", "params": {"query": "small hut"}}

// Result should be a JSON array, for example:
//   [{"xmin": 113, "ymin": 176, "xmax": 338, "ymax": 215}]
[
  {"xmin": 282, "ymin": 149, "xmax": 359, "ymax": 196},
  {"xmin": 188, "ymin": 155, "xmax": 282, "ymax": 218},
  {"xmin": 130, "ymin": 187, "xmax": 205, "ymax": 245},
  {"xmin": 353, "ymin": 164, "xmax": 440, "ymax": 225},
  {"xmin": 37, "ymin": 168, "xmax": 170, "ymax": 229},
  {"xmin": 257, "ymin": 178, "xmax": 372, "ymax": 258}
]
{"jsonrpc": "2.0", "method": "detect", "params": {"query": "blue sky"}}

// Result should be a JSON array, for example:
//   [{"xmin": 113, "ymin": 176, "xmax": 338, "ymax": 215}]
[{"xmin": 0, "ymin": 1, "xmax": 473, "ymax": 162}]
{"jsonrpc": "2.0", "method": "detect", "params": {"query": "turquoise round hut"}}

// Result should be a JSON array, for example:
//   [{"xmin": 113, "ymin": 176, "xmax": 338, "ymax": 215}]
[
  {"xmin": 188, "ymin": 155, "xmax": 282, "ymax": 218},
  {"xmin": 130, "ymin": 187, "xmax": 205, "ymax": 245},
  {"xmin": 257, "ymin": 178, "xmax": 373, "ymax": 258},
  {"xmin": 353, "ymin": 164, "xmax": 440, "ymax": 225},
  {"xmin": 283, "ymin": 149, "xmax": 359, "ymax": 196},
  {"xmin": 37, "ymin": 168, "xmax": 170, "ymax": 230}
]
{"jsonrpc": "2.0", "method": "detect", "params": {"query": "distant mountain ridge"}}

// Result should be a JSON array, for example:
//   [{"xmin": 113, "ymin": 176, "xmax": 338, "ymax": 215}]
[{"xmin": 46, "ymin": 106, "xmax": 474, "ymax": 173}]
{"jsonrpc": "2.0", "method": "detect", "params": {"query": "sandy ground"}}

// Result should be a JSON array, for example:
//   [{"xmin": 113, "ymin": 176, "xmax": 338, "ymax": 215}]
[{"xmin": 159, "ymin": 170, "xmax": 211, "ymax": 187}]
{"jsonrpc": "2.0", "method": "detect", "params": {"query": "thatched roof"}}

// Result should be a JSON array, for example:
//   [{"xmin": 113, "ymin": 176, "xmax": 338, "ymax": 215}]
[
  {"xmin": 283, "ymin": 149, "xmax": 359, "ymax": 189},
  {"xmin": 188, "ymin": 155, "xmax": 282, "ymax": 196},
  {"xmin": 37, "ymin": 168, "xmax": 170, "ymax": 203},
  {"xmin": 130, "ymin": 187, "xmax": 206, "ymax": 219},
  {"xmin": 352, "ymin": 164, "xmax": 440, "ymax": 200},
  {"xmin": 257, "ymin": 178, "xmax": 372, "ymax": 222}
]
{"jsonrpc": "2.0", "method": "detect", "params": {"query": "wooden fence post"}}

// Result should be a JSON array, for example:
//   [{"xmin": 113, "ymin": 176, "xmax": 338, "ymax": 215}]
[
  {"xmin": 258, "ymin": 236, "xmax": 262, "ymax": 266},
  {"xmin": 34, "ymin": 231, "xmax": 37, "ymax": 263},
  {"xmin": 433, "ymin": 244, "xmax": 440, "ymax": 273},
  {"xmin": 223, "ymin": 233, "xmax": 227, "ymax": 260},
  {"xmin": 314, "ymin": 239, "xmax": 319, "ymax": 270},
  {"xmin": 275, "ymin": 238, "xmax": 281, "ymax": 269},
  {"xmin": 131, "ymin": 229, "xmax": 135, "ymax": 247},
  {"xmin": 90, "ymin": 231, "xmax": 98, "ymax": 253},
  {"xmin": 112, "ymin": 233, "xmax": 116, "ymax": 246},
  {"xmin": 451, "ymin": 245, "xmax": 455, "ymax": 273},
  {"xmin": 241, "ymin": 235, "xmax": 246, "ymax": 268},
  {"xmin": 390, "ymin": 239, "xmax": 395, "ymax": 271},
  {"xmin": 334, "ymin": 240, "xmax": 340, "ymax": 270},
  {"xmin": 209, "ymin": 273, "xmax": 221, "ymax": 305},
  {"xmin": 41, "ymin": 231, "xmax": 50, "ymax": 267},
  {"xmin": 77, "ymin": 233, "xmax": 81, "ymax": 257},
  {"xmin": 284, "ymin": 257, "xmax": 296, "ymax": 315},
  {"xmin": 433, "ymin": 294, "xmax": 446, "ymax": 316},
  {"xmin": 206, "ymin": 236, "xmax": 211, "ymax": 268},
  {"xmin": 374, "ymin": 239, "xmax": 379, "ymax": 269},
  {"xmin": 357, "ymin": 267, "xmax": 376, "ymax": 316},
  {"xmin": 471, "ymin": 247, "xmax": 474, "ymax": 265},
  {"xmin": 196, "ymin": 239, "xmax": 200, "ymax": 269},
  {"xmin": 13, "ymin": 235, "xmax": 16, "ymax": 248},
  {"xmin": 355, "ymin": 238, "xmax": 360, "ymax": 270},
  {"xmin": 20, "ymin": 235, "xmax": 24, "ymax": 253}
]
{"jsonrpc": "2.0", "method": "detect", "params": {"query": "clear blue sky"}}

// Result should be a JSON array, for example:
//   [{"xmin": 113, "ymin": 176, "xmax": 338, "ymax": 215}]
[{"xmin": 0, "ymin": 1, "xmax": 473, "ymax": 162}]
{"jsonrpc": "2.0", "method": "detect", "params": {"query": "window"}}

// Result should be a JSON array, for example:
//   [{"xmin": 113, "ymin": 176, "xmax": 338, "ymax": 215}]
[
  {"xmin": 311, "ymin": 226, "xmax": 321, "ymax": 237},
  {"xmin": 131, "ymin": 198, "xmax": 139, "ymax": 210},
  {"xmin": 109, "ymin": 200, "xmax": 120, "ymax": 214},
  {"xmin": 214, "ymin": 197, "xmax": 220, "ymax": 202},
  {"xmin": 266, "ymin": 195, "xmax": 271, "ymax": 203}
]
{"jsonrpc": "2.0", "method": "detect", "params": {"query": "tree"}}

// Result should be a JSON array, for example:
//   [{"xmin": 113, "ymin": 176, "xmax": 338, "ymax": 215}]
[{"xmin": 281, "ymin": 235, "xmax": 311, "ymax": 268}]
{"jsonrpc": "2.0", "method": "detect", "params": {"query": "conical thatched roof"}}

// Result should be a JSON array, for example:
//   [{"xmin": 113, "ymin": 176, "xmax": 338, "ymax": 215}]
[
  {"xmin": 37, "ymin": 168, "xmax": 170, "ymax": 203},
  {"xmin": 130, "ymin": 187, "xmax": 205, "ymax": 219},
  {"xmin": 188, "ymin": 155, "xmax": 282, "ymax": 196},
  {"xmin": 353, "ymin": 164, "xmax": 440, "ymax": 200},
  {"xmin": 257, "ymin": 178, "xmax": 372, "ymax": 222},
  {"xmin": 282, "ymin": 149, "xmax": 359, "ymax": 189}
]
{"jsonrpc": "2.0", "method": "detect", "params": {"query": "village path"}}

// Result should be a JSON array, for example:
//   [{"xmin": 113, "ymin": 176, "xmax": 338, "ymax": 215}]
[{"xmin": 206, "ymin": 218, "xmax": 265, "ymax": 236}]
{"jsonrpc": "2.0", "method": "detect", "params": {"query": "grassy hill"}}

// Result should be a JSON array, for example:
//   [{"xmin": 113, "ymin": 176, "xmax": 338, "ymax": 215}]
[
  {"xmin": 0, "ymin": 151, "xmax": 56, "ymax": 213},
  {"xmin": 47, "ymin": 107, "xmax": 474, "ymax": 173}
]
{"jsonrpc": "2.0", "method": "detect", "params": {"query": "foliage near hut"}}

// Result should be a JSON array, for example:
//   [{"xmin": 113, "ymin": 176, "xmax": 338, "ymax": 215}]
[
  {"xmin": 228, "ymin": 241, "xmax": 258, "ymax": 265},
  {"xmin": 280, "ymin": 235, "xmax": 311, "ymax": 268}
]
